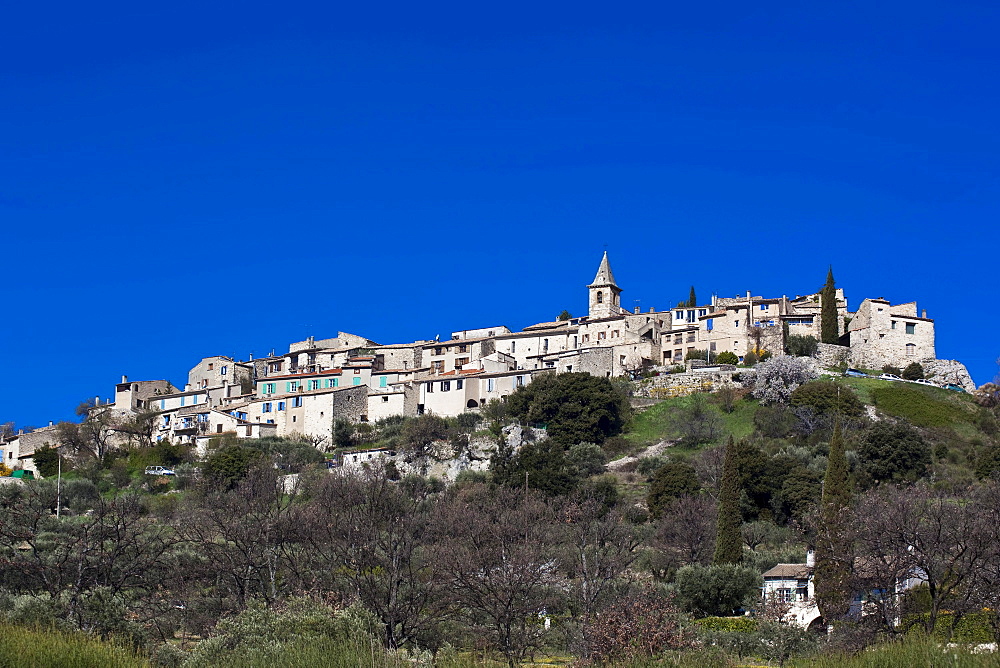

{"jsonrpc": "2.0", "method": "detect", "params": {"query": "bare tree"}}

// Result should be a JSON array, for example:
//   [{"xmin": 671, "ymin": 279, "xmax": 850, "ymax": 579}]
[
  {"xmin": 647, "ymin": 494, "xmax": 717, "ymax": 580},
  {"xmin": 290, "ymin": 467, "xmax": 448, "ymax": 649},
  {"xmin": 431, "ymin": 484, "xmax": 559, "ymax": 668},
  {"xmin": 180, "ymin": 464, "xmax": 295, "ymax": 608},
  {"xmin": 555, "ymin": 496, "xmax": 645, "ymax": 657}
]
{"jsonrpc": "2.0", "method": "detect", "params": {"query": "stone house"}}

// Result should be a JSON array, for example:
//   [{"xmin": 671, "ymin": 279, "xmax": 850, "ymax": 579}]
[
  {"xmin": 423, "ymin": 337, "xmax": 496, "ymax": 375},
  {"xmin": 187, "ymin": 356, "xmax": 253, "ymax": 392},
  {"xmin": 847, "ymin": 298, "xmax": 935, "ymax": 369},
  {"xmin": 761, "ymin": 556, "xmax": 822, "ymax": 630}
]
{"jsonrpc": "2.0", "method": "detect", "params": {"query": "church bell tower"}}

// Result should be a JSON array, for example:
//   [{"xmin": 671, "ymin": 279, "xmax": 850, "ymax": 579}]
[{"xmin": 588, "ymin": 251, "xmax": 622, "ymax": 319}]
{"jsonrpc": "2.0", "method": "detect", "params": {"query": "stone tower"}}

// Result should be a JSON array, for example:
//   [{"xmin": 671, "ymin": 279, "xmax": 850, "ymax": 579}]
[{"xmin": 588, "ymin": 251, "xmax": 622, "ymax": 319}]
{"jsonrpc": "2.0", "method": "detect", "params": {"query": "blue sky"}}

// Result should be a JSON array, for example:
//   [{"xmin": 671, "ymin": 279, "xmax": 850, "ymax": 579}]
[{"xmin": 2, "ymin": 1, "xmax": 998, "ymax": 428}]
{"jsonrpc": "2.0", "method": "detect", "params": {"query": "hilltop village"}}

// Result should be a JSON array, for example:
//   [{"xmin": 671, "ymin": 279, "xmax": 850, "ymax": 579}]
[{"xmin": 1, "ymin": 254, "xmax": 974, "ymax": 472}]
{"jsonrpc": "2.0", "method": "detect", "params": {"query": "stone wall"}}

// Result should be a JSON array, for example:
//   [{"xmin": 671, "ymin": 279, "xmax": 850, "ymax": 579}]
[
  {"xmin": 635, "ymin": 366, "xmax": 741, "ymax": 399},
  {"xmin": 815, "ymin": 343, "xmax": 850, "ymax": 369}
]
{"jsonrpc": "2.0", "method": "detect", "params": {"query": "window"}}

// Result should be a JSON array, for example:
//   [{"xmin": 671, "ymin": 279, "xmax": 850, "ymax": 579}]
[
  {"xmin": 905, "ymin": 323, "xmax": 916, "ymax": 335},
  {"xmin": 456, "ymin": 379, "xmax": 464, "ymax": 389},
  {"xmin": 309, "ymin": 380, "xmax": 320, "ymax": 390},
  {"xmin": 582, "ymin": 334, "xmax": 590, "ymax": 343},
  {"xmin": 292, "ymin": 396, "xmax": 303, "ymax": 408},
  {"xmin": 288, "ymin": 381, "xmax": 299, "ymax": 392},
  {"xmin": 161, "ymin": 415, "xmax": 170, "ymax": 428},
  {"xmin": 687, "ymin": 310, "xmax": 695, "ymax": 322},
  {"xmin": 456, "ymin": 357, "xmax": 470, "ymax": 367},
  {"xmin": 459, "ymin": 344, "xmax": 468, "ymax": 353},
  {"xmin": 487, "ymin": 379, "xmax": 495, "ymax": 392},
  {"xmin": 891, "ymin": 320, "xmax": 897, "ymax": 330},
  {"xmin": 266, "ymin": 419, "xmax": 274, "ymax": 424},
  {"xmin": 382, "ymin": 396, "xmax": 389, "ymax": 403},
  {"xmin": 511, "ymin": 341, "xmax": 516, "ymax": 353},
  {"xmin": 735, "ymin": 320, "xmax": 739, "ymax": 328},
  {"xmin": 263, "ymin": 383, "xmax": 275, "ymax": 394},
  {"xmin": 543, "ymin": 338, "xmax": 549, "ymax": 351},
  {"xmin": 379, "ymin": 376, "xmax": 387, "ymax": 388},
  {"xmin": 442, "ymin": 381, "xmax": 451, "ymax": 391},
  {"xmin": 516, "ymin": 375, "xmax": 525, "ymax": 387},
  {"xmin": 596, "ymin": 291, "xmax": 603, "ymax": 303},
  {"xmin": 353, "ymin": 377, "xmax": 361, "ymax": 386},
  {"xmin": 435, "ymin": 346, "xmax": 443, "ymax": 355},
  {"xmin": 180, "ymin": 396, "xmax": 185, "ymax": 407},
  {"xmin": 675, "ymin": 310, "xmax": 683, "ymax": 319},
  {"xmin": 221, "ymin": 365, "xmax": 227, "ymax": 375},
  {"xmin": 906, "ymin": 343, "xmax": 916, "ymax": 356},
  {"xmin": 277, "ymin": 401, "xmax": 285, "ymax": 411},
  {"xmin": 426, "ymin": 382, "xmax": 434, "ymax": 393},
  {"xmin": 207, "ymin": 363, "xmax": 214, "ymax": 370},
  {"xmin": 598, "ymin": 331, "xmax": 606, "ymax": 340},
  {"xmin": 611, "ymin": 330, "xmax": 619, "ymax": 338},
  {"xmin": 262, "ymin": 402, "xmax": 272, "ymax": 413},
  {"xmin": 160, "ymin": 399, "xmax": 166, "ymax": 410},
  {"xmin": 269, "ymin": 362, "xmax": 282, "ymax": 373},
  {"xmin": 331, "ymin": 378, "xmax": 339, "ymax": 388},
  {"xmin": 698, "ymin": 309, "xmax": 707, "ymax": 317},
  {"xmin": 760, "ymin": 304, "xmax": 769, "ymax": 310},
  {"xmin": 354, "ymin": 368, "xmax": 361, "ymax": 374}
]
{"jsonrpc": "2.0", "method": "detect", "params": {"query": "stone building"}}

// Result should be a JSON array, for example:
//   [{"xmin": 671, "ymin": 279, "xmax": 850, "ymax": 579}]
[
  {"xmin": 187, "ymin": 356, "xmax": 253, "ymax": 392},
  {"xmin": 847, "ymin": 298, "xmax": 935, "ymax": 369}
]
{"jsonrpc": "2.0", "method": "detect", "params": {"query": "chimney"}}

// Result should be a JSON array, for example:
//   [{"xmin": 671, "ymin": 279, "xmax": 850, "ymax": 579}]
[
  {"xmin": 921, "ymin": 309, "xmax": 927, "ymax": 318},
  {"xmin": 649, "ymin": 307, "xmax": 655, "ymax": 313},
  {"xmin": 806, "ymin": 548, "xmax": 816, "ymax": 567},
  {"xmin": 121, "ymin": 375, "xmax": 128, "ymax": 383},
  {"xmin": 634, "ymin": 306, "xmax": 640, "ymax": 314},
  {"xmin": 95, "ymin": 396, "xmax": 100, "ymax": 406},
  {"xmin": 48, "ymin": 421, "xmax": 53, "ymax": 427},
  {"xmin": 184, "ymin": 384, "xmax": 192, "ymax": 392}
]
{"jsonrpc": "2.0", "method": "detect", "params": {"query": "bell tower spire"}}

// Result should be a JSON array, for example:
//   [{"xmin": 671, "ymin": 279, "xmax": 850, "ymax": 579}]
[{"xmin": 587, "ymin": 251, "xmax": 622, "ymax": 319}]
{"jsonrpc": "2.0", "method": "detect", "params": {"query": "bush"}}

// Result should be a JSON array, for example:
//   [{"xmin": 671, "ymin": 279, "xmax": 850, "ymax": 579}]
[
  {"xmin": 674, "ymin": 564, "xmax": 762, "ymax": 617},
  {"xmin": 716, "ymin": 351, "xmax": 739, "ymax": 366},
  {"xmin": 789, "ymin": 380, "xmax": 865, "ymax": 418},
  {"xmin": 585, "ymin": 586, "xmax": 693, "ymax": 662},
  {"xmin": 785, "ymin": 334, "xmax": 819, "ymax": 357},
  {"xmin": 883, "ymin": 364, "xmax": 902, "ymax": 375},
  {"xmin": 567, "ymin": 442, "xmax": 607, "ymax": 477},
  {"xmin": 504, "ymin": 372, "xmax": 631, "ymax": 446},
  {"xmin": 904, "ymin": 611, "xmax": 996, "ymax": 643},
  {"xmin": 694, "ymin": 616, "xmax": 758, "ymax": 633},
  {"xmin": 902, "ymin": 362, "xmax": 925, "ymax": 381},
  {"xmin": 202, "ymin": 446, "xmax": 264, "ymax": 488},
  {"xmin": 753, "ymin": 404, "xmax": 798, "ymax": 438},
  {"xmin": 647, "ymin": 461, "xmax": 701, "ymax": 518},
  {"xmin": 857, "ymin": 422, "xmax": 930, "ymax": 484}
]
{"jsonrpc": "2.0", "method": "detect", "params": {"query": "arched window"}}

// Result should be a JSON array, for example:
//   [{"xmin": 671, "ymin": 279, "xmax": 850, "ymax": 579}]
[
  {"xmin": 905, "ymin": 343, "xmax": 916, "ymax": 357},
  {"xmin": 596, "ymin": 291, "xmax": 603, "ymax": 304}
]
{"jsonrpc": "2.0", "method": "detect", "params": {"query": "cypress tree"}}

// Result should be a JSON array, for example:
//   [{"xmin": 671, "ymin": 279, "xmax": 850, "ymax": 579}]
[
  {"xmin": 820, "ymin": 266, "xmax": 839, "ymax": 344},
  {"xmin": 713, "ymin": 435, "xmax": 742, "ymax": 564},
  {"xmin": 814, "ymin": 420, "xmax": 853, "ymax": 624},
  {"xmin": 688, "ymin": 286, "xmax": 697, "ymax": 307}
]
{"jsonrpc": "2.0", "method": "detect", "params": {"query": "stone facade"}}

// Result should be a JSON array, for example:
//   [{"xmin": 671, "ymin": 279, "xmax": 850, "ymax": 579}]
[
  {"xmin": 815, "ymin": 343, "xmax": 851, "ymax": 369},
  {"xmin": 848, "ymin": 299, "xmax": 935, "ymax": 369}
]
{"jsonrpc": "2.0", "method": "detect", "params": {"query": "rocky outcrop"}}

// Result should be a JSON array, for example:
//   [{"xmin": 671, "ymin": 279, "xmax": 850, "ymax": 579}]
[{"xmin": 921, "ymin": 359, "xmax": 976, "ymax": 392}]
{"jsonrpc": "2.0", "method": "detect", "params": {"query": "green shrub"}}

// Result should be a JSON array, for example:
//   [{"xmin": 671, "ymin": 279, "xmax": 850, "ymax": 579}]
[
  {"xmin": 694, "ymin": 616, "xmax": 758, "ymax": 633},
  {"xmin": 904, "ymin": 611, "xmax": 996, "ymax": 643},
  {"xmin": 716, "ymin": 351, "xmax": 739, "ymax": 366},
  {"xmin": 674, "ymin": 564, "xmax": 762, "ymax": 617},
  {"xmin": 902, "ymin": 362, "xmax": 925, "ymax": 381},
  {"xmin": 785, "ymin": 334, "xmax": 819, "ymax": 357},
  {"xmin": 789, "ymin": 380, "xmax": 865, "ymax": 418},
  {"xmin": 883, "ymin": 364, "xmax": 902, "ymax": 375}
]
